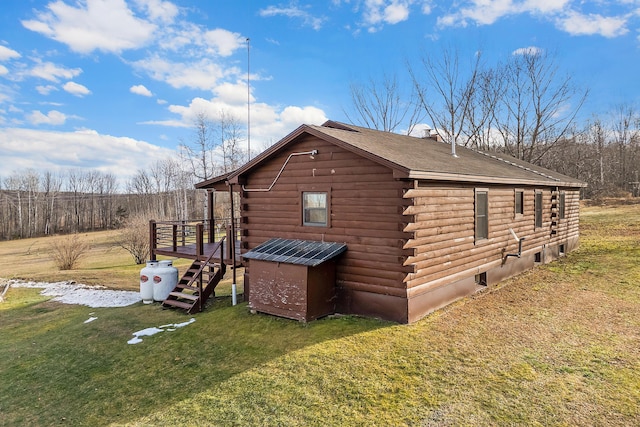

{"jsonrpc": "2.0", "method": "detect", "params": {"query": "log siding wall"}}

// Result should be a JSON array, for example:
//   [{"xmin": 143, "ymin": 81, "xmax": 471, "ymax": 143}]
[
  {"xmin": 237, "ymin": 134, "xmax": 581, "ymax": 323},
  {"xmin": 239, "ymin": 135, "xmax": 413, "ymax": 319},
  {"xmin": 403, "ymin": 182, "xmax": 580, "ymax": 295}
]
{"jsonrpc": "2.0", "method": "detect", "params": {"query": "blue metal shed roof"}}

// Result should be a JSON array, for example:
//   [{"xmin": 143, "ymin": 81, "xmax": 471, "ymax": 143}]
[{"xmin": 242, "ymin": 238, "xmax": 347, "ymax": 267}]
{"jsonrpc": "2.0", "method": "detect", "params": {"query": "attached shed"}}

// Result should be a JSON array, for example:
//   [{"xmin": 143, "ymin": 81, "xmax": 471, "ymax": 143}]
[
  {"xmin": 242, "ymin": 238, "xmax": 347, "ymax": 322},
  {"xmin": 196, "ymin": 120, "xmax": 586, "ymax": 323}
]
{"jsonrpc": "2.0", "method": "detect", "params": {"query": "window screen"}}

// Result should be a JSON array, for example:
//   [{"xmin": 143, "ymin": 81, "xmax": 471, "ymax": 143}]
[
  {"xmin": 476, "ymin": 190, "xmax": 488, "ymax": 240},
  {"xmin": 535, "ymin": 191, "xmax": 543, "ymax": 228},
  {"xmin": 559, "ymin": 192, "xmax": 565, "ymax": 219},
  {"xmin": 515, "ymin": 190, "xmax": 524, "ymax": 215},
  {"xmin": 303, "ymin": 192, "xmax": 328, "ymax": 227}
]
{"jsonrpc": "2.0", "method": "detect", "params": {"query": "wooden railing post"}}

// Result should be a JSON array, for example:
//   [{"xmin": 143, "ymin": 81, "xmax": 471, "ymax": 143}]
[
  {"xmin": 226, "ymin": 225, "xmax": 233, "ymax": 261},
  {"xmin": 149, "ymin": 220, "xmax": 157, "ymax": 261},
  {"xmin": 208, "ymin": 190, "xmax": 215, "ymax": 243},
  {"xmin": 196, "ymin": 223, "xmax": 204, "ymax": 259},
  {"xmin": 172, "ymin": 224, "xmax": 178, "ymax": 251}
]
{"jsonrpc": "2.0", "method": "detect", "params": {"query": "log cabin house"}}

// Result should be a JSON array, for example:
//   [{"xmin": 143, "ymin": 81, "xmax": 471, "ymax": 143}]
[{"xmin": 153, "ymin": 120, "xmax": 585, "ymax": 323}]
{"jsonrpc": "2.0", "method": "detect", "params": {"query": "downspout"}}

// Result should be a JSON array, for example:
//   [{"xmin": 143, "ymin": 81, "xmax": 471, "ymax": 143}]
[{"xmin": 229, "ymin": 183, "xmax": 237, "ymax": 306}]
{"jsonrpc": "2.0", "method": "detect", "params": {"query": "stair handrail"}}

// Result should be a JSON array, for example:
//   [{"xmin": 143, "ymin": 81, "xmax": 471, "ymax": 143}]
[{"xmin": 178, "ymin": 236, "xmax": 226, "ymax": 312}]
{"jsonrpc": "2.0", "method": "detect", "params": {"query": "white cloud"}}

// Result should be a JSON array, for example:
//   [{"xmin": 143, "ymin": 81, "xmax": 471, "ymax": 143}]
[
  {"xmin": 213, "ymin": 81, "xmax": 253, "ymax": 105},
  {"xmin": 0, "ymin": 45, "xmax": 21, "ymax": 61},
  {"xmin": 149, "ymin": 94, "xmax": 327, "ymax": 153},
  {"xmin": 157, "ymin": 23, "xmax": 245, "ymax": 57},
  {"xmin": 132, "ymin": 55, "xmax": 236, "ymax": 91},
  {"xmin": 133, "ymin": 0, "xmax": 179, "ymax": 24},
  {"xmin": 360, "ymin": 0, "xmax": 415, "ymax": 32},
  {"xmin": 0, "ymin": 127, "xmax": 176, "ymax": 183},
  {"xmin": 21, "ymin": 0, "xmax": 158, "ymax": 54},
  {"xmin": 204, "ymin": 29, "xmax": 246, "ymax": 57},
  {"xmin": 259, "ymin": 4, "xmax": 327, "ymax": 30},
  {"xmin": 29, "ymin": 60, "xmax": 82, "ymax": 82},
  {"xmin": 512, "ymin": 46, "xmax": 543, "ymax": 56},
  {"xmin": 0, "ymin": 65, "xmax": 8, "ymax": 76},
  {"xmin": 383, "ymin": 2, "xmax": 411, "ymax": 24},
  {"xmin": 36, "ymin": 85, "xmax": 59, "ymax": 95},
  {"xmin": 27, "ymin": 109, "xmax": 67, "ymax": 125},
  {"xmin": 130, "ymin": 84, "xmax": 153, "ymax": 97},
  {"xmin": 436, "ymin": 0, "xmax": 631, "ymax": 38},
  {"xmin": 556, "ymin": 11, "xmax": 629, "ymax": 37},
  {"xmin": 63, "ymin": 81, "xmax": 91, "ymax": 97}
]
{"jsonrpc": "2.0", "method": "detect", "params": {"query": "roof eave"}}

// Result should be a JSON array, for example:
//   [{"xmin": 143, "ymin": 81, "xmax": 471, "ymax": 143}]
[{"xmin": 407, "ymin": 171, "xmax": 587, "ymax": 188}]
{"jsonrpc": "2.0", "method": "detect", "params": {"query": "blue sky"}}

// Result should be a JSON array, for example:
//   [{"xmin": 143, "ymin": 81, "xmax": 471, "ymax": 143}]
[{"xmin": 1, "ymin": 0, "xmax": 639, "ymax": 184}]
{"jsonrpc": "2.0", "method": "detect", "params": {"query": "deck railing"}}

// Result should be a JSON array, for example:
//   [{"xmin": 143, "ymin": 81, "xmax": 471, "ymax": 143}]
[{"xmin": 150, "ymin": 218, "xmax": 241, "ymax": 261}]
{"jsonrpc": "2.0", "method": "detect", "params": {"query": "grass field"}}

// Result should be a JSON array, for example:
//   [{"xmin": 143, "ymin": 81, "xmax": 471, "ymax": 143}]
[{"xmin": 0, "ymin": 202, "xmax": 639, "ymax": 426}]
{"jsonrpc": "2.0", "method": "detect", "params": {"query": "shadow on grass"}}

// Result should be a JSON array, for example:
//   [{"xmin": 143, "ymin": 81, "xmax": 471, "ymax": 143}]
[{"xmin": 0, "ymin": 291, "xmax": 389, "ymax": 426}]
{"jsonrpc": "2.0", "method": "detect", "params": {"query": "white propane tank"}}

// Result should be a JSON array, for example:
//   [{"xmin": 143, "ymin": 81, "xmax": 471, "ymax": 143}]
[
  {"xmin": 153, "ymin": 260, "xmax": 179, "ymax": 301},
  {"xmin": 140, "ymin": 260, "xmax": 158, "ymax": 304}
]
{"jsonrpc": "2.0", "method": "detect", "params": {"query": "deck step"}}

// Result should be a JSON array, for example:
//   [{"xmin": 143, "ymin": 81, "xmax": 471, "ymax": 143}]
[
  {"xmin": 168, "ymin": 291, "xmax": 199, "ymax": 301},
  {"xmin": 161, "ymin": 242, "xmax": 227, "ymax": 314},
  {"xmin": 162, "ymin": 299, "xmax": 194, "ymax": 310}
]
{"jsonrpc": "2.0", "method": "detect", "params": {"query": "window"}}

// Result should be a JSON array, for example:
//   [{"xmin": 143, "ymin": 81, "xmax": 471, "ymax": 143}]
[
  {"xmin": 535, "ymin": 191, "xmax": 543, "ymax": 228},
  {"xmin": 515, "ymin": 190, "xmax": 524, "ymax": 215},
  {"xmin": 475, "ymin": 272, "xmax": 487, "ymax": 286},
  {"xmin": 475, "ymin": 190, "xmax": 488, "ymax": 241},
  {"xmin": 302, "ymin": 192, "xmax": 328, "ymax": 227},
  {"xmin": 559, "ymin": 192, "xmax": 566, "ymax": 219}
]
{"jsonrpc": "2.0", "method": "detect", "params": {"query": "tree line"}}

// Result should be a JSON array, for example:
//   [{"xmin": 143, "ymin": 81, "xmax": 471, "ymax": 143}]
[
  {"xmin": 347, "ymin": 46, "xmax": 640, "ymax": 198},
  {"xmin": 1, "ymin": 112, "xmax": 245, "ymax": 241},
  {"xmin": 3, "ymin": 48, "xmax": 638, "ymax": 240}
]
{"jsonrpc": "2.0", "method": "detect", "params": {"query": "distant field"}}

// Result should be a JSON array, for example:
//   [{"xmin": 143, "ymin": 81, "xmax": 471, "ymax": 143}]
[
  {"xmin": 0, "ymin": 229, "xmax": 243, "ymax": 294},
  {"xmin": 0, "ymin": 201, "xmax": 638, "ymax": 426}
]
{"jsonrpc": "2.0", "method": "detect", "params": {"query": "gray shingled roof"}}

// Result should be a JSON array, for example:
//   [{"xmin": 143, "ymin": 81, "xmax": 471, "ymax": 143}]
[
  {"xmin": 197, "ymin": 121, "xmax": 585, "ymax": 189},
  {"xmin": 309, "ymin": 122, "xmax": 584, "ymax": 187}
]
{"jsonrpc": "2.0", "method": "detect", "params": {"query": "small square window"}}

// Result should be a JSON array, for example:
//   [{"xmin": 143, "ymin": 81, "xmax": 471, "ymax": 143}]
[{"xmin": 303, "ymin": 192, "xmax": 328, "ymax": 227}]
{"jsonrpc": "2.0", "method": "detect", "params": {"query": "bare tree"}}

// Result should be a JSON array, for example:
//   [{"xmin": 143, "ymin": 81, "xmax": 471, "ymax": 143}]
[
  {"xmin": 494, "ymin": 49, "xmax": 588, "ymax": 163},
  {"xmin": 117, "ymin": 214, "xmax": 150, "ymax": 264},
  {"xmin": 49, "ymin": 233, "xmax": 90, "ymax": 270},
  {"xmin": 345, "ymin": 72, "xmax": 424, "ymax": 134},
  {"xmin": 609, "ymin": 103, "xmax": 639, "ymax": 190},
  {"xmin": 180, "ymin": 111, "xmax": 217, "ymax": 182},
  {"xmin": 42, "ymin": 171, "xmax": 62, "ymax": 235},
  {"xmin": 409, "ymin": 46, "xmax": 485, "ymax": 150},
  {"xmin": 219, "ymin": 110, "xmax": 246, "ymax": 173}
]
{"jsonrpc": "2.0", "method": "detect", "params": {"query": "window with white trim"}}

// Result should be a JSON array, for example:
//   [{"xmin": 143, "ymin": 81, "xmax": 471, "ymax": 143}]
[{"xmin": 302, "ymin": 192, "xmax": 328, "ymax": 227}]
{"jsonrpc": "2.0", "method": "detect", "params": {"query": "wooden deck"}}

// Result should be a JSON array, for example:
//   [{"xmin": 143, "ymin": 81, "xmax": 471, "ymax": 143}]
[
  {"xmin": 154, "ymin": 240, "xmax": 242, "ymax": 266},
  {"xmin": 149, "ymin": 219, "xmax": 242, "ymax": 267}
]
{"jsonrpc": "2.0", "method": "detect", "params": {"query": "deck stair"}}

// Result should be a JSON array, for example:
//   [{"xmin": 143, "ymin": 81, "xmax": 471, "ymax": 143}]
[{"xmin": 162, "ymin": 238, "xmax": 226, "ymax": 314}]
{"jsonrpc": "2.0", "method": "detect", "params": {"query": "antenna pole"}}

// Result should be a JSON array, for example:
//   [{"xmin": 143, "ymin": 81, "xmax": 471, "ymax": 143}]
[{"xmin": 246, "ymin": 37, "xmax": 251, "ymax": 161}]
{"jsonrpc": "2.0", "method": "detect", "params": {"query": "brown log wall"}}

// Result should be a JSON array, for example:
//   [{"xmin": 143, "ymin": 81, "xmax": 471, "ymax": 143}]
[
  {"xmin": 403, "ymin": 183, "xmax": 581, "ymax": 292},
  {"xmin": 239, "ymin": 135, "xmax": 413, "ymax": 318}
]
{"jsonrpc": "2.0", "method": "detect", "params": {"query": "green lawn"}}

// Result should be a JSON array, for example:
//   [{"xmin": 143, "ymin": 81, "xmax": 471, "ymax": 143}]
[{"xmin": 1, "ymin": 202, "xmax": 639, "ymax": 426}]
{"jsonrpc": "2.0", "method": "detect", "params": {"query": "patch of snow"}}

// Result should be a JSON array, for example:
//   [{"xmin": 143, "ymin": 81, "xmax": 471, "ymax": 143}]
[
  {"xmin": 84, "ymin": 316, "xmax": 98, "ymax": 324},
  {"xmin": 7, "ymin": 279, "xmax": 141, "ymax": 307},
  {"xmin": 128, "ymin": 318, "xmax": 195, "ymax": 344}
]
